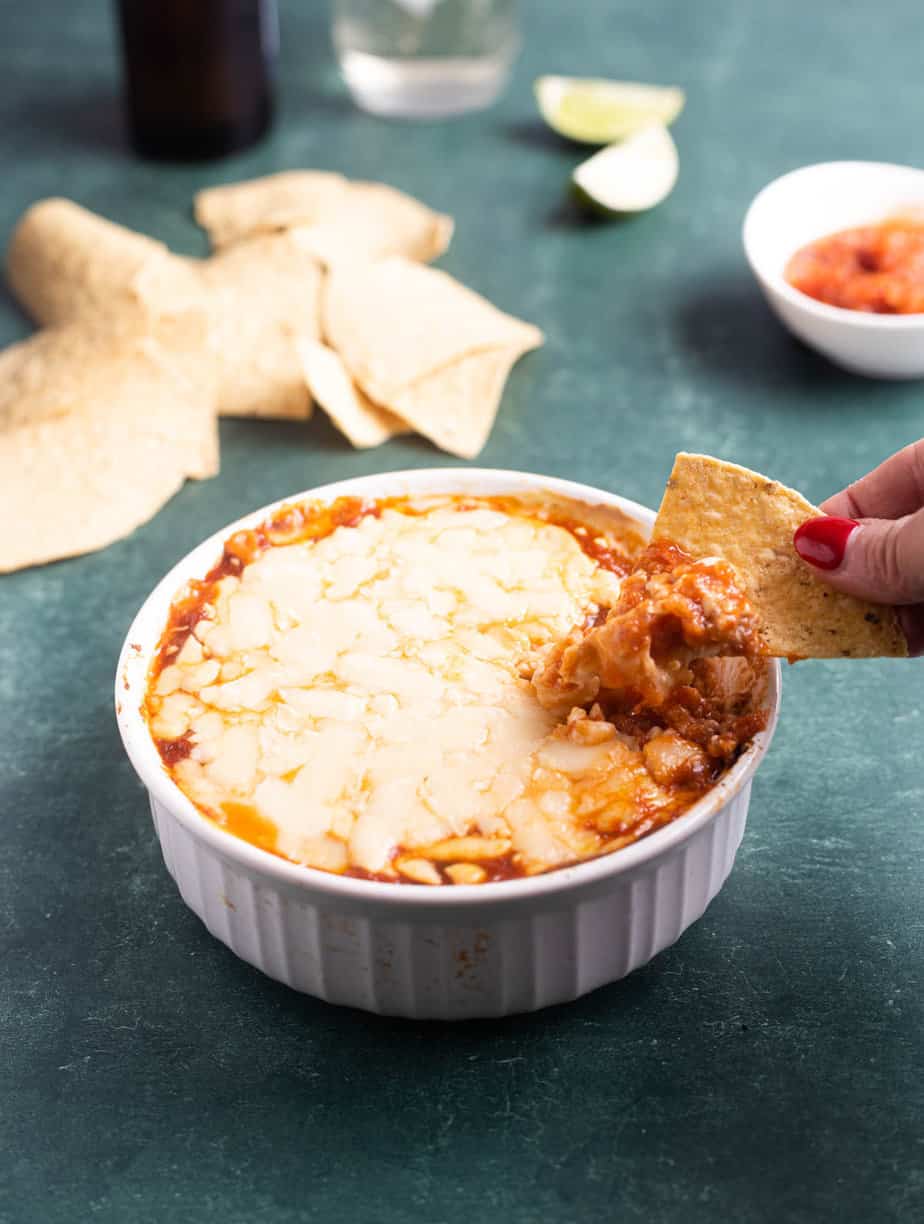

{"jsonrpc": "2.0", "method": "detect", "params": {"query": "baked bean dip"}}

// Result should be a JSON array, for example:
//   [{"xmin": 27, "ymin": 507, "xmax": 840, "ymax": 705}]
[{"xmin": 145, "ymin": 494, "xmax": 768, "ymax": 885}]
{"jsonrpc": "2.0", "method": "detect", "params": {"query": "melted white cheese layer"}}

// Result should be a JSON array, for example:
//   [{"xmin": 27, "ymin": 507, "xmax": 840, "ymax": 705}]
[{"xmin": 149, "ymin": 502, "xmax": 628, "ymax": 877}]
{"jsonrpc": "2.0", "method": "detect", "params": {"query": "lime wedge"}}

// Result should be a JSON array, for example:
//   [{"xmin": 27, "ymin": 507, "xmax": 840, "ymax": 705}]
[
  {"xmin": 572, "ymin": 124, "xmax": 679, "ymax": 216},
  {"xmin": 535, "ymin": 76, "xmax": 684, "ymax": 145}
]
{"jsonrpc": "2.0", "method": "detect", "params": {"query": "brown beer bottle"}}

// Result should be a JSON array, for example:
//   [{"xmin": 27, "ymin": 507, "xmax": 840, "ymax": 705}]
[{"xmin": 115, "ymin": 0, "xmax": 278, "ymax": 161}]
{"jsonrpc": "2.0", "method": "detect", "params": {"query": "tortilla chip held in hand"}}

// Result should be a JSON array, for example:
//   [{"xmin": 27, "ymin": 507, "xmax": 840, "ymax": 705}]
[{"xmin": 653, "ymin": 453, "xmax": 907, "ymax": 658}]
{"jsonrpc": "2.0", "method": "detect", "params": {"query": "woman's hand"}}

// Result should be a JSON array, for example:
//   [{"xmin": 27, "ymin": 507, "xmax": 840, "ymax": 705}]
[{"xmin": 793, "ymin": 438, "xmax": 924, "ymax": 655}]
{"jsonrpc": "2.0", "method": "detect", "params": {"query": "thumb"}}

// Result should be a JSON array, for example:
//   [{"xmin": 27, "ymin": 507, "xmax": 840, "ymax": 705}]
[{"xmin": 793, "ymin": 508, "xmax": 924, "ymax": 605}]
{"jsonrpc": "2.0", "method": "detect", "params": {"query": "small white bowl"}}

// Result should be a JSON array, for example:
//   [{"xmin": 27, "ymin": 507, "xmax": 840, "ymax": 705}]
[
  {"xmin": 116, "ymin": 468, "xmax": 781, "ymax": 1020},
  {"xmin": 743, "ymin": 160, "xmax": 924, "ymax": 378}
]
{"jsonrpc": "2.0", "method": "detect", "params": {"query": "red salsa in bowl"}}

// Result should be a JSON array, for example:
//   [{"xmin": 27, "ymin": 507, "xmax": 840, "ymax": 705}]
[{"xmin": 786, "ymin": 219, "xmax": 924, "ymax": 314}]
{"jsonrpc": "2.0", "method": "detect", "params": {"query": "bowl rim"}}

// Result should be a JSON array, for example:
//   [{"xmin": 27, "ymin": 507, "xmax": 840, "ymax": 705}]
[
  {"xmin": 742, "ymin": 159, "xmax": 924, "ymax": 331},
  {"xmin": 116, "ymin": 467, "xmax": 781, "ymax": 911}
]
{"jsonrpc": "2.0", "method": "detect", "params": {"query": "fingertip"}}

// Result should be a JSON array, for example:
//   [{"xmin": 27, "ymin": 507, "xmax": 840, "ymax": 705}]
[{"xmin": 793, "ymin": 516, "xmax": 860, "ymax": 571}]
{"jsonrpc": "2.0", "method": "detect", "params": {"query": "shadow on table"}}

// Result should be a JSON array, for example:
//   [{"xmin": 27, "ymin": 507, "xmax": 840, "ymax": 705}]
[
  {"xmin": 12, "ymin": 83, "xmax": 127, "ymax": 156},
  {"xmin": 224, "ymin": 408, "xmax": 449, "ymax": 461},
  {"xmin": 0, "ymin": 283, "xmax": 35, "ymax": 340},
  {"xmin": 673, "ymin": 274, "xmax": 873, "ymax": 401},
  {"xmin": 503, "ymin": 118, "xmax": 580, "ymax": 157},
  {"xmin": 504, "ymin": 119, "xmax": 613, "ymax": 231},
  {"xmin": 540, "ymin": 190, "xmax": 629, "ymax": 232},
  {"xmin": 261, "ymin": 952, "xmax": 665, "ymax": 1048},
  {"xmin": 14, "ymin": 82, "xmax": 357, "ymax": 161}
]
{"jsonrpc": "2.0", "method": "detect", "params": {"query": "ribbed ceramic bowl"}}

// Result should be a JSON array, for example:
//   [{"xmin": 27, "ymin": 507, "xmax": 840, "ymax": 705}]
[
  {"xmin": 743, "ymin": 160, "xmax": 924, "ymax": 378},
  {"xmin": 116, "ymin": 469, "xmax": 781, "ymax": 1020}
]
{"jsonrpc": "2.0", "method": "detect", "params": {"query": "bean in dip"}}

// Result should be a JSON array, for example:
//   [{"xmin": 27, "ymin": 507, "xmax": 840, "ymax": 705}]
[
  {"xmin": 785, "ymin": 219, "xmax": 924, "ymax": 314},
  {"xmin": 144, "ymin": 493, "xmax": 770, "ymax": 885}
]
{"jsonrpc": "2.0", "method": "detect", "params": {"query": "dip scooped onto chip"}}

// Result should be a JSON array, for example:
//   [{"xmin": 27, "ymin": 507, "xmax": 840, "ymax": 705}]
[
  {"xmin": 535, "ymin": 453, "xmax": 905, "ymax": 728},
  {"xmin": 533, "ymin": 540, "xmax": 763, "ymax": 715}
]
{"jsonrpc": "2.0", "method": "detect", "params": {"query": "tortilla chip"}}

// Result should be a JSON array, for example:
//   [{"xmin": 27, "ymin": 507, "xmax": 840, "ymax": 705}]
[
  {"xmin": 322, "ymin": 257, "xmax": 543, "ymax": 404},
  {"xmin": 653, "ymin": 453, "xmax": 907, "ymax": 658},
  {"xmin": 6, "ymin": 199, "xmax": 322, "ymax": 421},
  {"xmin": 195, "ymin": 173, "xmax": 453, "ymax": 265},
  {"xmin": 289, "ymin": 182, "xmax": 453, "ymax": 267},
  {"xmin": 299, "ymin": 340, "xmax": 407, "ymax": 448},
  {"xmin": 6, "ymin": 198, "xmax": 199, "ymax": 327},
  {"xmin": 199, "ymin": 232, "xmax": 323, "ymax": 419},
  {"xmin": 135, "ymin": 314, "xmax": 221, "ymax": 479},
  {"xmin": 0, "ymin": 317, "xmax": 219, "ymax": 573},
  {"xmin": 388, "ymin": 346, "xmax": 523, "ymax": 459},
  {"xmin": 194, "ymin": 171, "xmax": 350, "ymax": 248}
]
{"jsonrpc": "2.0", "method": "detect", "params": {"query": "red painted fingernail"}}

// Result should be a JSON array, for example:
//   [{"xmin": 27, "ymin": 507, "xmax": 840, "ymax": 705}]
[{"xmin": 793, "ymin": 516, "xmax": 859, "ymax": 570}]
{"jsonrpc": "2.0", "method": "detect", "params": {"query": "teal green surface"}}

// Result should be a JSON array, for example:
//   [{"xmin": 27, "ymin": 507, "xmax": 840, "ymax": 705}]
[{"xmin": 2, "ymin": 2, "xmax": 923, "ymax": 1221}]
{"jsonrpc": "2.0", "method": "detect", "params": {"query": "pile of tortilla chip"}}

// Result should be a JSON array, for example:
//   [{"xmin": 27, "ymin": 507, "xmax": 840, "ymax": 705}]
[{"xmin": 1, "ymin": 173, "xmax": 543, "ymax": 571}]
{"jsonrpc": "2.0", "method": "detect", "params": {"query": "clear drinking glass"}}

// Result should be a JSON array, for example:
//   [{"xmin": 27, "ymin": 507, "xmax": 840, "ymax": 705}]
[{"xmin": 332, "ymin": 0, "xmax": 520, "ymax": 119}]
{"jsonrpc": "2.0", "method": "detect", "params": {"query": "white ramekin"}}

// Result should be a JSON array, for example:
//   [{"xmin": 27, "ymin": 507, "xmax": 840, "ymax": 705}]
[
  {"xmin": 116, "ymin": 469, "xmax": 781, "ymax": 1020},
  {"xmin": 743, "ymin": 160, "xmax": 924, "ymax": 378}
]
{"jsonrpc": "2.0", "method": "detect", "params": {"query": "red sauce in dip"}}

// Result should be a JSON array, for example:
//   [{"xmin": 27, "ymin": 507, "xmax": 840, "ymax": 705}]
[{"xmin": 785, "ymin": 219, "xmax": 924, "ymax": 314}]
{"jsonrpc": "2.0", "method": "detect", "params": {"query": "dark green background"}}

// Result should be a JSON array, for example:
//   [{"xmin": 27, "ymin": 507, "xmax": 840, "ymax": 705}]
[{"xmin": 1, "ymin": 2, "xmax": 922, "ymax": 1221}]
